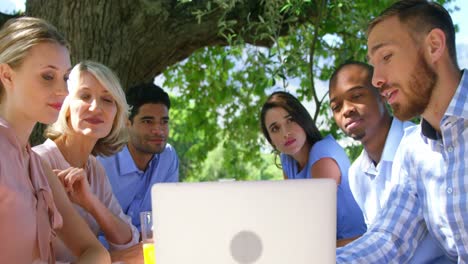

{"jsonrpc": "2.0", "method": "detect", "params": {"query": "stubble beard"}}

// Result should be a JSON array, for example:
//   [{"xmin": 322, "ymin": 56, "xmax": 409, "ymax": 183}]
[
  {"xmin": 391, "ymin": 51, "xmax": 437, "ymax": 121},
  {"xmin": 130, "ymin": 134, "xmax": 167, "ymax": 156},
  {"xmin": 139, "ymin": 142, "xmax": 166, "ymax": 155},
  {"xmin": 349, "ymin": 130, "xmax": 365, "ymax": 141}
]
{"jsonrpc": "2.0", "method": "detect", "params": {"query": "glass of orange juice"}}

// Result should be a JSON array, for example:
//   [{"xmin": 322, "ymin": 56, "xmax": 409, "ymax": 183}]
[{"xmin": 140, "ymin": 211, "xmax": 155, "ymax": 264}]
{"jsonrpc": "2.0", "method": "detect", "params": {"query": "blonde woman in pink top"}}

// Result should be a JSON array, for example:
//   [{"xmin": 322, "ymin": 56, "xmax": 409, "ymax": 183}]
[
  {"xmin": 33, "ymin": 60, "xmax": 139, "ymax": 262},
  {"xmin": 0, "ymin": 17, "xmax": 110, "ymax": 263}
]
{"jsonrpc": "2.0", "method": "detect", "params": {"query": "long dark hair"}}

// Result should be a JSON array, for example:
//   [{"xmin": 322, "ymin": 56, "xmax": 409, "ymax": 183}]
[{"xmin": 260, "ymin": 91, "xmax": 323, "ymax": 151}]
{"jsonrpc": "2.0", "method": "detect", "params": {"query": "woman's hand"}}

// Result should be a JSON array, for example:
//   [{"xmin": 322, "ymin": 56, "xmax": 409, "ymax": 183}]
[
  {"xmin": 42, "ymin": 159, "xmax": 111, "ymax": 263},
  {"xmin": 54, "ymin": 167, "xmax": 93, "ymax": 210}
]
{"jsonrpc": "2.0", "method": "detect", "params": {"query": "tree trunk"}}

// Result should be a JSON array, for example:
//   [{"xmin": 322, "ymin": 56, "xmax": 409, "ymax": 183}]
[
  {"xmin": 29, "ymin": 123, "xmax": 47, "ymax": 147},
  {"xmin": 1, "ymin": 0, "xmax": 317, "ymax": 145},
  {"xmin": 24, "ymin": 0, "xmax": 316, "ymax": 89}
]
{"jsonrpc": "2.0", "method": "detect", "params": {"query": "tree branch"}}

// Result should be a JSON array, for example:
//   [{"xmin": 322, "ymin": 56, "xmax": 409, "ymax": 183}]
[
  {"xmin": 0, "ymin": 12, "xmax": 21, "ymax": 28},
  {"xmin": 25, "ymin": 0, "xmax": 319, "ymax": 88},
  {"xmin": 309, "ymin": 0, "xmax": 327, "ymax": 122}
]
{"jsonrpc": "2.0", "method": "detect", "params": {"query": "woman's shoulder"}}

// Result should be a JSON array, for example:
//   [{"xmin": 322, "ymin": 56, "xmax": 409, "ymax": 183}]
[
  {"xmin": 86, "ymin": 154, "xmax": 104, "ymax": 176},
  {"xmin": 309, "ymin": 135, "xmax": 349, "ymax": 168},
  {"xmin": 86, "ymin": 154, "xmax": 115, "ymax": 199},
  {"xmin": 87, "ymin": 155, "xmax": 110, "ymax": 183},
  {"xmin": 279, "ymin": 152, "xmax": 294, "ymax": 166},
  {"xmin": 310, "ymin": 135, "xmax": 344, "ymax": 155},
  {"xmin": 32, "ymin": 139, "xmax": 67, "ymax": 168},
  {"xmin": 32, "ymin": 138, "xmax": 57, "ymax": 156}
]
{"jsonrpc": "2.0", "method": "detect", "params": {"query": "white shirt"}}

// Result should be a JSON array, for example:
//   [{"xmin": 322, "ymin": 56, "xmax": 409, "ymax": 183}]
[{"xmin": 349, "ymin": 118, "xmax": 413, "ymax": 226}]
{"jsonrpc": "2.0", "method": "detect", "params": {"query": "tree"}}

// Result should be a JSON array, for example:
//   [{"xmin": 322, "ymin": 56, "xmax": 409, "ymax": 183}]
[
  {"xmin": 163, "ymin": 0, "xmax": 454, "ymax": 180},
  {"xmin": 1, "ymin": 0, "xmax": 455, "ymax": 180},
  {"xmin": 0, "ymin": 0, "xmax": 322, "ymax": 88},
  {"xmin": 0, "ymin": 0, "xmax": 322, "ymax": 145}
]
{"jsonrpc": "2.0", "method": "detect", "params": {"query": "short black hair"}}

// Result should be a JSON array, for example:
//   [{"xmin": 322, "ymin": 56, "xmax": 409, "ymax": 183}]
[
  {"xmin": 126, "ymin": 83, "xmax": 171, "ymax": 121},
  {"xmin": 329, "ymin": 61, "xmax": 374, "ymax": 92}
]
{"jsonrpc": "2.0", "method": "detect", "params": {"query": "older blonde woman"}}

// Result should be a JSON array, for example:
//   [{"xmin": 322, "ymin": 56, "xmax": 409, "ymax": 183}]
[
  {"xmin": 0, "ymin": 17, "xmax": 109, "ymax": 263},
  {"xmin": 33, "ymin": 60, "xmax": 139, "ymax": 262}
]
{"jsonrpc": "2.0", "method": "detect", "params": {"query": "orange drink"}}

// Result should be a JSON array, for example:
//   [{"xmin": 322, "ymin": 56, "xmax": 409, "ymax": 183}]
[
  {"xmin": 141, "ymin": 211, "xmax": 155, "ymax": 263},
  {"xmin": 143, "ymin": 242, "xmax": 155, "ymax": 264}
]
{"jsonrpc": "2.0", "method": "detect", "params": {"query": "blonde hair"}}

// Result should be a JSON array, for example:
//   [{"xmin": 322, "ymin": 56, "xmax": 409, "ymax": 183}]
[
  {"xmin": 0, "ymin": 16, "xmax": 68, "ymax": 98},
  {"xmin": 45, "ymin": 61, "xmax": 129, "ymax": 156}
]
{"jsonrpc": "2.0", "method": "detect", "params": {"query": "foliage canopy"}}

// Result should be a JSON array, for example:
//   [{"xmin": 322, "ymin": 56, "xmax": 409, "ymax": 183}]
[
  {"xmin": 0, "ymin": 0, "xmax": 455, "ymax": 180},
  {"xmin": 164, "ymin": 0, "xmax": 453, "ymax": 181}
]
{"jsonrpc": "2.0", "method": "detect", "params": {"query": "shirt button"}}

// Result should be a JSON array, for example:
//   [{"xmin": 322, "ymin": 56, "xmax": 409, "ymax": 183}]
[
  {"xmin": 447, "ymin": 187, "xmax": 453, "ymax": 194},
  {"xmin": 447, "ymin": 146, "xmax": 454, "ymax": 152},
  {"xmin": 454, "ymin": 233, "xmax": 461, "ymax": 240}
]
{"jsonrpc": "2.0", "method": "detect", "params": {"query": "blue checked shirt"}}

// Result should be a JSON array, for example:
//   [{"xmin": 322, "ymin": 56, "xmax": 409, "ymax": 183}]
[{"xmin": 337, "ymin": 69, "xmax": 468, "ymax": 263}]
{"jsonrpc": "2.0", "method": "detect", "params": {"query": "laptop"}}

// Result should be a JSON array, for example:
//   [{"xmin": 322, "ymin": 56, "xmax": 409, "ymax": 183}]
[{"xmin": 151, "ymin": 179, "xmax": 336, "ymax": 264}]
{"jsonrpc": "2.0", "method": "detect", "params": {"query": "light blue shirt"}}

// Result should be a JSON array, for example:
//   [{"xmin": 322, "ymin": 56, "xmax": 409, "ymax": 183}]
[
  {"xmin": 337, "ymin": 69, "xmax": 468, "ymax": 263},
  {"xmin": 98, "ymin": 144, "xmax": 179, "ymax": 229},
  {"xmin": 281, "ymin": 134, "xmax": 366, "ymax": 240},
  {"xmin": 349, "ymin": 118, "xmax": 450, "ymax": 263}
]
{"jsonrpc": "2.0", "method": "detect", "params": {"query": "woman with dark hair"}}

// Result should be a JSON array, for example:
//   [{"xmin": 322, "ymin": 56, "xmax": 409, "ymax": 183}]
[{"xmin": 260, "ymin": 91, "xmax": 366, "ymax": 246}]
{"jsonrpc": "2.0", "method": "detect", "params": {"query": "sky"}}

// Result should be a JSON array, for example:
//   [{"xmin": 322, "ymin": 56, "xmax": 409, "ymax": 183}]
[{"xmin": 447, "ymin": 0, "xmax": 468, "ymax": 67}]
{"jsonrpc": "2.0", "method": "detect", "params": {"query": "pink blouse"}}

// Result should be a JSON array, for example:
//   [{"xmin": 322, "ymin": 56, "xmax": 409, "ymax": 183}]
[
  {"xmin": 0, "ymin": 118, "xmax": 62, "ymax": 264},
  {"xmin": 33, "ymin": 139, "xmax": 139, "ymax": 263}
]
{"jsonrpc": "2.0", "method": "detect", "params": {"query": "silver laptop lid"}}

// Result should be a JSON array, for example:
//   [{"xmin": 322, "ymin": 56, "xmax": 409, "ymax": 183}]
[{"xmin": 152, "ymin": 179, "xmax": 336, "ymax": 264}]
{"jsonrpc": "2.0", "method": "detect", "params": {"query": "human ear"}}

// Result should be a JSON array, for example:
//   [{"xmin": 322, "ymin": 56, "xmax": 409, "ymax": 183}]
[
  {"xmin": 425, "ymin": 28, "xmax": 446, "ymax": 64},
  {"xmin": 0, "ymin": 63, "xmax": 14, "ymax": 90},
  {"xmin": 126, "ymin": 119, "xmax": 132, "ymax": 127}
]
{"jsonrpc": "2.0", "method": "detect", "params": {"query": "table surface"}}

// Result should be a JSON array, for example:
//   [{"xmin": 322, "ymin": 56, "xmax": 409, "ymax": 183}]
[{"xmin": 111, "ymin": 242, "xmax": 144, "ymax": 264}]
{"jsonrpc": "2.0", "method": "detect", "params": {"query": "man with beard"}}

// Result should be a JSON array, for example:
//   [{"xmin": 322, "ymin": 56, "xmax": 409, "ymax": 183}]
[
  {"xmin": 98, "ymin": 83, "xmax": 179, "ymax": 230},
  {"xmin": 337, "ymin": 0, "xmax": 467, "ymax": 263},
  {"xmin": 330, "ymin": 61, "xmax": 448, "ymax": 262}
]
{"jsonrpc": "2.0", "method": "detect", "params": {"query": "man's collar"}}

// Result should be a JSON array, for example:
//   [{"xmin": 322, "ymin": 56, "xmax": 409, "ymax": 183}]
[
  {"xmin": 118, "ymin": 145, "xmax": 160, "ymax": 175},
  {"xmin": 381, "ymin": 118, "xmax": 413, "ymax": 162},
  {"xmin": 118, "ymin": 145, "xmax": 141, "ymax": 175},
  {"xmin": 421, "ymin": 119, "xmax": 440, "ymax": 140},
  {"xmin": 421, "ymin": 69, "xmax": 467, "ymax": 140}
]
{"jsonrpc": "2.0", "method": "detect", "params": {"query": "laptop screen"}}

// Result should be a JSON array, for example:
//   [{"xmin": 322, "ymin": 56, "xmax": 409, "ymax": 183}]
[{"xmin": 151, "ymin": 179, "xmax": 336, "ymax": 264}]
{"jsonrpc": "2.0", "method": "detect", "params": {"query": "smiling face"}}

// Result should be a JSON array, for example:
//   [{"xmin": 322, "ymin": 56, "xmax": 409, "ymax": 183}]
[
  {"xmin": 128, "ymin": 103, "xmax": 169, "ymax": 155},
  {"xmin": 330, "ymin": 65, "xmax": 388, "ymax": 142},
  {"xmin": 367, "ymin": 16, "xmax": 436, "ymax": 121},
  {"xmin": 264, "ymin": 106, "xmax": 308, "ymax": 157},
  {"xmin": 6, "ymin": 41, "xmax": 70, "ymax": 125},
  {"xmin": 67, "ymin": 71, "xmax": 117, "ymax": 139}
]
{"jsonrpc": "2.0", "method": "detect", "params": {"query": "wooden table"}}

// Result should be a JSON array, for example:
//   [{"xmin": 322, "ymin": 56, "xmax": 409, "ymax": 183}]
[{"xmin": 110, "ymin": 243, "xmax": 144, "ymax": 264}]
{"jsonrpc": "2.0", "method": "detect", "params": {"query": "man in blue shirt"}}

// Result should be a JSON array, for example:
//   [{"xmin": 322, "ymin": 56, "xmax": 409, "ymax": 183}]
[
  {"xmin": 337, "ymin": 1, "xmax": 467, "ymax": 262},
  {"xmin": 329, "ymin": 61, "xmax": 448, "ymax": 262},
  {"xmin": 98, "ymin": 83, "xmax": 179, "ymax": 229}
]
